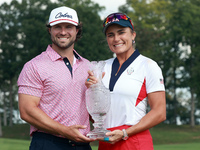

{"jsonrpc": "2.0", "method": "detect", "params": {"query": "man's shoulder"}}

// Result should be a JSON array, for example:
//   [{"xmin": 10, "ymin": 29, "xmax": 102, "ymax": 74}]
[
  {"xmin": 24, "ymin": 51, "xmax": 48, "ymax": 68},
  {"xmin": 80, "ymin": 57, "xmax": 90, "ymax": 63}
]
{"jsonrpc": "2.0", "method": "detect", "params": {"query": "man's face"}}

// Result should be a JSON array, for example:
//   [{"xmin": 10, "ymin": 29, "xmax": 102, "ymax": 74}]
[{"xmin": 49, "ymin": 23, "xmax": 78, "ymax": 50}]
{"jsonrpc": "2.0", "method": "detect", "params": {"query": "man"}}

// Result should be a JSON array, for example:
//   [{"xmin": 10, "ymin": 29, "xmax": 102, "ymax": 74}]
[{"xmin": 18, "ymin": 6, "xmax": 94, "ymax": 150}]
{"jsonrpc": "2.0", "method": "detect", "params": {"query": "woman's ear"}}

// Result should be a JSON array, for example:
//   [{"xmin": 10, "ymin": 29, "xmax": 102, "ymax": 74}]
[{"xmin": 132, "ymin": 31, "xmax": 136, "ymax": 41}]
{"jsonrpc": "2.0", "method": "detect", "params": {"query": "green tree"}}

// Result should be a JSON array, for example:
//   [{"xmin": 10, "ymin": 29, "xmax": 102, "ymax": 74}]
[
  {"xmin": 177, "ymin": 0, "xmax": 200, "ymax": 127},
  {"xmin": 0, "ymin": 0, "xmax": 23, "ymax": 126},
  {"xmin": 0, "ymin": 0, "xmax": 113, "ymax": 127},
  {"xmin": 120, "ymin": 0, "xmax": 200, "ymax": 125}
]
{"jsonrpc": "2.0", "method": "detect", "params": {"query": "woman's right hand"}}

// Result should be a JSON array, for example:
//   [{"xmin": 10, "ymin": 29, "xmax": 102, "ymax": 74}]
[
  {"xmin": 85, "ymin": 71, "xmax": 105, "ymax": 88},
  {"xmin": 85, "ymin": 70, "xmax": 97, "ymax": 88}
]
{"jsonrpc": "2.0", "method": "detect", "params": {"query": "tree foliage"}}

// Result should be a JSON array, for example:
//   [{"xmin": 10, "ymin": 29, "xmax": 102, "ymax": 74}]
[
  {"xmin": 0, "ymin": 0, "xmax": 200, "ymax": 128},
  {"xmin": 0, "ymin": 0, "xmax": 112, "ymax": 128},
  {"xmin": 120, "ymin": 0, "xmax": 200, "ymax": 125}
]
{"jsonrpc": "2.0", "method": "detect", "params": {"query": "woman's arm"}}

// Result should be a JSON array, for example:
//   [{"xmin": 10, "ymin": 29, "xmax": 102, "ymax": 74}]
[{"xmin": 105, "ymin": 91, "xmax": 166, "ymax": 144}]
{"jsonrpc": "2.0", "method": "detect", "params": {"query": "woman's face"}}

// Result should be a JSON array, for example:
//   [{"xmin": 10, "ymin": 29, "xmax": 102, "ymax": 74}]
[{"xmin": 105, "ymin": 24, "xmax": 136, "ymax": 56}]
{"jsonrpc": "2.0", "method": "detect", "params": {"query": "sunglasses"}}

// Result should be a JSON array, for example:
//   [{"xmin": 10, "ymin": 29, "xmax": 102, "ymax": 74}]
[{"xmin": 103, "ymin": 13, "xmax": 134, "ymax": 29}]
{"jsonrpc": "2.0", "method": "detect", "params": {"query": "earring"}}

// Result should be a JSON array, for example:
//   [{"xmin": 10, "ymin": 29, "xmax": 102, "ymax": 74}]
[{"xmin": 132, "ymin": 40, "xmax": 135, "ymax": 44}]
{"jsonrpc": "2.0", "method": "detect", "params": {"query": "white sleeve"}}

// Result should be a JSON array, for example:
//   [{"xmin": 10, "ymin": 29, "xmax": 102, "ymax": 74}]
[{"xmin": 145, "ymin": 59, "xmax": 165, "ymax": 94}]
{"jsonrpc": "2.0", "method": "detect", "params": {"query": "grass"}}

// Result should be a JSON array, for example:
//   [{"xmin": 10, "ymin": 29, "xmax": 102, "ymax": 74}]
[
  {"xmin": 0, "ymin": 138, "xmax": 200, "ymax": 150},
  {"xmin": 0, "ymin": 123, "xmax": 200, "ymax": 150},
  {"xmin": 154, "ymin": 143, "xmax": 200, "ymax": 150},
  {"xmin": 150, "ymin": 124, "xmax": 200, "ymax": 145},
  {"xmin": 0, "ymin": 138, "xmax": 30, "ymax": 150},
  {"xmin": 1, "ymin": 124, "xmax": 30, "ymax": 140}
]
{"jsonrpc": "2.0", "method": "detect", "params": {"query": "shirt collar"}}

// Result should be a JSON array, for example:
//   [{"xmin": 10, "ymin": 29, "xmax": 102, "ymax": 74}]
[
  {"xmin": 46, "ymin": 45, "xmax": 82, "ymax": 61},
  {"xmin": 109, "ymin": 49, "xmax": 140, "ymax": 91}
]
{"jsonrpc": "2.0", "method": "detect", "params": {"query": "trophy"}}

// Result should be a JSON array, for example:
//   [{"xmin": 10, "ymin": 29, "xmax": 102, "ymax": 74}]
[{"xmin": 86, "ymin": 61, "xmax": 111, "ymax": 139}]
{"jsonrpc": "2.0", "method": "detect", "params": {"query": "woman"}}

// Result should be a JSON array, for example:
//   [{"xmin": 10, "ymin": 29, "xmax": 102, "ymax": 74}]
[{"xmin": 86, "ymin": 12, "xmax": 166, "ymax": 150}]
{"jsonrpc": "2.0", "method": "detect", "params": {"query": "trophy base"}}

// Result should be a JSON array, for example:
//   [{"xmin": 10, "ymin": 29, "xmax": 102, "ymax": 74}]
[{"xmin": 87, "ymin": 130, "xmax": 110, "ymax": 139}]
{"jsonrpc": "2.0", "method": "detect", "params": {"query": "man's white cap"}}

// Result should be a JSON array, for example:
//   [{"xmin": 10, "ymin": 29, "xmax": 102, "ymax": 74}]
[{"xmin": 48, "ymin": 6, "xmax": 79, "ymax": 26}]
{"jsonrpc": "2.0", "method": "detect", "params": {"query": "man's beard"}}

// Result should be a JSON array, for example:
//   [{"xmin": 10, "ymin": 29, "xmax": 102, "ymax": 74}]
[{"xmin": 52, "ymin": 37, "xmax": 76, "ymax": 49}]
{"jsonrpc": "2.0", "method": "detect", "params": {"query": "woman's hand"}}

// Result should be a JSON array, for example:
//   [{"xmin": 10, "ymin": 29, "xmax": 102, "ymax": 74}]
[
  {"xmin": 97, "ymin": 130, "xmax": 123, "ymax": 144},
  {"xmin": 85, "ymin": 71, "xmax": 105, "ymax": 88}
]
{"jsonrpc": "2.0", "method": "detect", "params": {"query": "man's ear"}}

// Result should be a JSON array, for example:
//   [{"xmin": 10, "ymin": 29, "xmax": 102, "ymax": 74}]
[
  {"xmin": 76, "ymin": 28, "xmax": 79, "ymax": 34},
  {"xmin": 48, "ymin": 28, "xmax": 51, "ymax": 34}
]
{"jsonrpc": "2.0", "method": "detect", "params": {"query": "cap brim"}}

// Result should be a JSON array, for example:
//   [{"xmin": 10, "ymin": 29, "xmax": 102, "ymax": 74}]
[
  {"xmin": 49, "ymin": 19, "xmax": 78, "ymax": 26},
  {"xmin": 103, "ymin": 20, "xmax": 133, "ymax": 34}
]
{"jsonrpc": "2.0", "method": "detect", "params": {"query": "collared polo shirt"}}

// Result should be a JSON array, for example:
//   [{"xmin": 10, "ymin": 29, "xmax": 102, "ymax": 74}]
[
  {"xmin": 102, "ymin": 50, "xmax": 165, "ymax": 128},
  {"xmin": 17, "ymin": 45, "xmax": 90, "ymax": 136}
]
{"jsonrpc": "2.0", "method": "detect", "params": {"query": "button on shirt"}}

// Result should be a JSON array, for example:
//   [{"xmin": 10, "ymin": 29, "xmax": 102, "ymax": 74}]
[{"xmin": 17, "ymin": 45, "xmax": 90, "ymax": 136}]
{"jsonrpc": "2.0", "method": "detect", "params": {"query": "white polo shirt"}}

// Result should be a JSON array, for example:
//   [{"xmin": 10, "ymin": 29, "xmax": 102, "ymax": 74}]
[{"xmin": 102, "ymin": 50, "xmax": 165, "ymax": 128}]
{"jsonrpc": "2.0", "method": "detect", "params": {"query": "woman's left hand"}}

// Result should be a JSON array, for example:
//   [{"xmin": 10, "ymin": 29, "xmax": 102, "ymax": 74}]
[{"xmin": 97, "ymin": 130, "xmax": 124, "ymax": 144}]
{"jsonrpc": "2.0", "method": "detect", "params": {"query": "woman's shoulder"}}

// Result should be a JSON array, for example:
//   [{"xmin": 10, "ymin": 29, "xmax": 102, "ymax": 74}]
[
  {"xmin": 138, "ymin": 55, "xmax": 158, "ymax": 67},
  {"xmin": 138, "ymin": 55, "xmax": 163, "ymax": 76}
]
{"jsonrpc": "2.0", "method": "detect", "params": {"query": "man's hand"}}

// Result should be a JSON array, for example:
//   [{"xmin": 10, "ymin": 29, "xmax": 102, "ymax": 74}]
[{"xmin": 62, "ymin": 125, "xmax": 95, "ymax": 143}]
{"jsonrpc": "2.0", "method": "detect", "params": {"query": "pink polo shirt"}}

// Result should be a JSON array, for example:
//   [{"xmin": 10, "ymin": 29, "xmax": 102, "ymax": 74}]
[{"xmin": 17, "ymin": 45, "xmax": 90, "ymax": 136}]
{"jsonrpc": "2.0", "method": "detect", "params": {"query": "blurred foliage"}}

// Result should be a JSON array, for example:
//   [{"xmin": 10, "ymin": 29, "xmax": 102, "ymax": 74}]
[{"xmin": 0, "ymin": 0, "xmax": 200, "ymax": 127}]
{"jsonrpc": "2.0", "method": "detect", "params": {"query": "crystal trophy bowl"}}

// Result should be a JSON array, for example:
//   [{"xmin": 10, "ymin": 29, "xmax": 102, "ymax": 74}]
[{"xmin": 86, "ymin": 61, "xmax": 111, "ymax": 139}]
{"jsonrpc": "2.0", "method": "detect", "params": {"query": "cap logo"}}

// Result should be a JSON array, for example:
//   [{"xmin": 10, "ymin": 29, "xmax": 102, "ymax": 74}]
[
  {"xmin": 49, "ymin": 6, "xmax": 79, "ymax": 26},
  {"xmin": 55, "ymin": 12, "xmax": 72, "ymax": 19},
  {"xmin": 103, "ymin": 13, "xmax": 134, "ymax": 34},
  {"xmin": 106, "ymin": 18, "xmax": 119, "ymax": 26}
]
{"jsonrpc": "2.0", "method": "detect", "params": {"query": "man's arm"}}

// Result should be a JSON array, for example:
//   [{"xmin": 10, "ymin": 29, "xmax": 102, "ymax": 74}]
[{"xmin": 18, "ymin": 93, "xmax": 94, "ymax": 142}]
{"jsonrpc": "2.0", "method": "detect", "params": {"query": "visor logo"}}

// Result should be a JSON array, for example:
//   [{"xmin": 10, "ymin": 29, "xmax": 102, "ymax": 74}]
[{"xmin": 107, "ymin": 18, "xmax": 119, "ymax": 25}]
